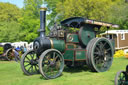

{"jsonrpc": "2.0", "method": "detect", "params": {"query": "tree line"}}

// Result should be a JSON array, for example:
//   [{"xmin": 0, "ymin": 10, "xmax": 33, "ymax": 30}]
[{"xmin": 0, "ymin": 0, "xmax": 128, "ymax": 42}]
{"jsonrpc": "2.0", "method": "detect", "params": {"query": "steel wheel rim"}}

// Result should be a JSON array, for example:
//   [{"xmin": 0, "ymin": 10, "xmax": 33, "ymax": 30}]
[
  {"xmin": 6, "ymin": 48, "xmax": 13, "ymax": 61},
  {"xmin": 39, "ymin": 49, "xmax": 64, "ymax": 79},
  {"xmin": 91, "ymin": 38, "xmax": 113, "ymax": 72},
  {"xmin": 21, "ymin": 50, "xmax": 39, "ymax": 75},
  {"xmin": 86, "ymin": 38, "xmax": 98, "ymax": 70}
]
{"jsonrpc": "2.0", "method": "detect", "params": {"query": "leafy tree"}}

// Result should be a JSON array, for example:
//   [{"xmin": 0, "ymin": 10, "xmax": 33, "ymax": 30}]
[
  {"xmin": 0, "ymin": 21, "xmax": 21, "ymax": 42},
  {"xmin": 108, "ymin": 0, "xmax": 128, "ymax": 29},
  {"xmin": 0, "ymin": 2, "xmax": 21, "ymax": 42},
  {"xmin": 0, "ymin": 2, "xmax": 21, "ymax": 22},
  {"xmin": 56, "ymin": 0, "xmax": 115, "ymax": 21}
]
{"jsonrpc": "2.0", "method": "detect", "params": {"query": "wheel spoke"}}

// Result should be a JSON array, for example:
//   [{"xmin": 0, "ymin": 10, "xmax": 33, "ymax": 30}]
[
  {"xmin": 53, "ymin": 52, "xmax": 56, "ymax": 59},
  {"xmin": 30, "ymin": 54, "xmax": 34, "ymax": 60},
  {"xmin": 34, "ymin": 65, "xmax": 38, "ymax": 72},
  {"xmin": 26, "ymin": 56, "xmax": 31, "ymax": 61},
  {"xmin": 24, "ymin": 64, "xmax": 30, "ymax": 67},
  {"xmin": 99, "ymin": 42, "xmax": 104, "ymax": 51},
  {"xmin": 94, "ymin": 52, "xmax": 99, "ymax": 55},
  {"xmin": 53, "ymin": 55, "xmax": 59, "ymax": 63},
  {"xmin": 46, "ymin": 55, "xmax": 51, "ymax": 61},
  {"xmin": 94, "ymin": 56, "xmax": 99, "ymax": 61},
  {"xmin": 33, "ymin": 54, "xmax": 36, "ymax": 60},
  {"xmin": 95, "ymin": 46, "xmax": 100, "ymax": 52},
  {"xmin": 106, "ymin": 48, "xmax": 111, "ymax": 52},
  {"xmin": 31, "ymin": 65, "xmax": 34, "ymax": 73},
  {"xmin": 24, "ymin": 61, "xmax": 30, "ymax": 63},
  {"xmin": 28, "ymin": 65, "xmax": 32, "ymax": 72},
  {"xmin": 103, "ymin": 42, "xmax": 107, "ymax": 48}
]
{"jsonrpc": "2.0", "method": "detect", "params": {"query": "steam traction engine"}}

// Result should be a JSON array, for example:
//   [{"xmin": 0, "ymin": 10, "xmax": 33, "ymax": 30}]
[{"xmin": 20, "ymin": 7, "xmax": 119, "ymax": 79}]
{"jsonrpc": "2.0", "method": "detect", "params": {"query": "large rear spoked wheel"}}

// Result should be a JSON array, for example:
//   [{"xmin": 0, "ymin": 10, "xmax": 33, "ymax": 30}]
[
  {"xmin": 20, "ymin": 50, "xmax": 39, "ymax": 75},
  {"xmin": 86, "ymin": 38, "xmax": 114, "ymax": 72},
  {"xmin": 39, "ymin": 49, "xmax": 64, "ymax": 79},
  {"xmin": 115, "ymin": 70, "xmax": 126, "ymax": 85}
]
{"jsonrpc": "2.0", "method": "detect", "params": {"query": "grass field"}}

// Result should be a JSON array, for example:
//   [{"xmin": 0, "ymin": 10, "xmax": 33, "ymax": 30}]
[{"xmin": 0, "ymin": 57, "xmax": 127, "ymax": 85}]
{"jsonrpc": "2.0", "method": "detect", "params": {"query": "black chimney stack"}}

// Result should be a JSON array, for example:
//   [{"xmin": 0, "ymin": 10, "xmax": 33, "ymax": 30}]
[
  {"xmin": 33, "ymin": 6, "xmax": 51, "ymax": 53},
  {"xmin": 39, "ymin": 7, "xmax": 47, "ymax": 37}
]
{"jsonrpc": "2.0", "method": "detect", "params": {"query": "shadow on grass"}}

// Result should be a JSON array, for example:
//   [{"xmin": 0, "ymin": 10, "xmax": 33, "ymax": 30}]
[
  {"xmin": 63, "ymin": 65, "xmax": 91, "ymax": 73},
  {"xmin": 22, "ymin": 71, "xmax": 40, "ymax": 76},
  {"xmin": 39, "ymin": 66, "xmax": 91, "ymax": 80},
  {"xmin": 40, "ymin": 76, "xmax": 46, "ymax": 80},
  {"xmin": 39, "ymin": 74, "xmax": 64, "ymax": 80}
]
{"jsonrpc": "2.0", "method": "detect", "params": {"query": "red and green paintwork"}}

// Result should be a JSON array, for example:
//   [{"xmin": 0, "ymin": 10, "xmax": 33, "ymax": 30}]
[{"xmin": 50, "ymin": 25, "xmax": 96, "ymax": 61}]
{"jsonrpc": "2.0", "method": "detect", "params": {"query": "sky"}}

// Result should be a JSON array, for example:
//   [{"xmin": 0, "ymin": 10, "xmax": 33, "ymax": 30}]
[{"xmin": 0, "ymin": 0, "xmax": 24, "ymax": 8}]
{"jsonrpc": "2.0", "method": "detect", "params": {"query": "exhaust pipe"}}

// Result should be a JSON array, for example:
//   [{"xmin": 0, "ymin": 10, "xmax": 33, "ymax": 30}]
[{"xmin": 39, "ymin": 7, "xmax": 47, "ymax": 37}]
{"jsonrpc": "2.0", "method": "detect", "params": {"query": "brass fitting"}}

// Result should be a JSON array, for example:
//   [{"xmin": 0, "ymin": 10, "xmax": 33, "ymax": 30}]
[
  {"xmin": 49, "ymin": 39, "xmax": 54, "ymax": 48},
  {"xmin": 40, "ymin": 7, "xmax": 47, "ymax": 11}
]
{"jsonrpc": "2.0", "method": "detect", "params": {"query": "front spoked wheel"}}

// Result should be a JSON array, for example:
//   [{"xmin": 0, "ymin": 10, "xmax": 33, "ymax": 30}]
[
  {"xmin": 20, "ymin": 50, "xmax": 39, "ymax": 75},
  {"xmin": 39, "ymin": 49, "xmax": 64, "ymax": 79}
]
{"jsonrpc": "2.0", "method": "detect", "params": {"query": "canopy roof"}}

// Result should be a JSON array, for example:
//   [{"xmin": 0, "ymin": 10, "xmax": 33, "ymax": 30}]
[{"xmin": 61, "ymin": 17, "xmax": 119, "ymax": 28}]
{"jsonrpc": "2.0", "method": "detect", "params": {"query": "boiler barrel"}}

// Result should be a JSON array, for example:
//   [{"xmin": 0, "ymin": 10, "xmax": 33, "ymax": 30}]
[
  {"xmin": 33, "ymin": 38, "xmax": 65, "ymax": 53},
  {"xmin": 50, "ymin": 39, "xmax": 65, "ymax": 52}
]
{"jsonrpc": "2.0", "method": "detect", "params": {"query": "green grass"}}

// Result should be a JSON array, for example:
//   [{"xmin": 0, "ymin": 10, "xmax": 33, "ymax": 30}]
[{"xmin": 0, "ymin": 57, "xmax": 128, "ymax": 85}]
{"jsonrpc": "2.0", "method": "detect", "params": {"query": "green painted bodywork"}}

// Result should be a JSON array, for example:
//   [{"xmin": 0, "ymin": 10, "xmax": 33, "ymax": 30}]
[
  {"xmin": 79, "ymin": 25, "xmax": 95, "ymax": 46},
  {"xmin": 63, "ymin": 50, "xmax": 74, "ymax": 60},
  {"xmin": 75, "ymin": 50, "xmax": 86, "ymax": 60},
  {"xmin": 63, "ymin": 49, "xmax": 86, "ymax": 60},
  {"xmin": 51, "ymin": 38, "xmax": 65, "ymax": 52},
  {"xmin": 67, "ymin": 44, "xmax": 74, "ymax": 49},
  {"xmin": 66, "ymin": 34, "xmax": 79, "ymax": 43}
]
